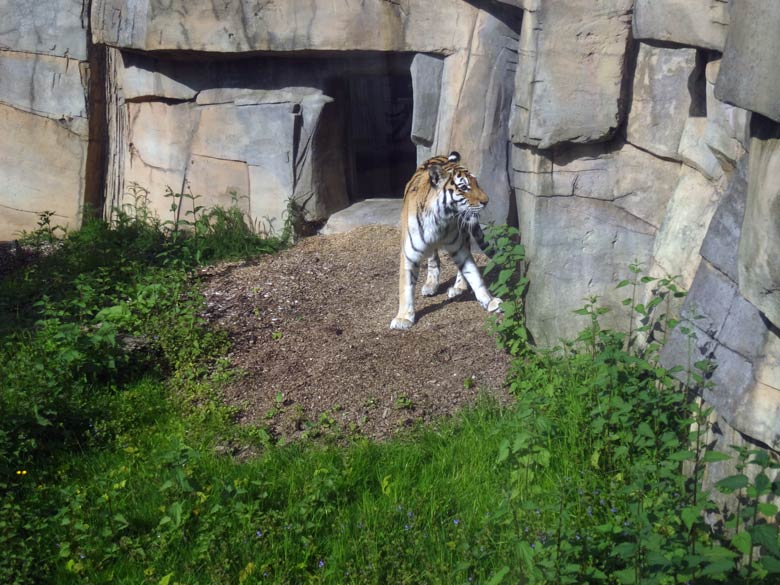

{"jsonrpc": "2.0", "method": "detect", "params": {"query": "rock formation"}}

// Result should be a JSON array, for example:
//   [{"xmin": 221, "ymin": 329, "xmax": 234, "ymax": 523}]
[{"xmin": 0, "ymin": 0, "xmax": 778, "ymax": 470}]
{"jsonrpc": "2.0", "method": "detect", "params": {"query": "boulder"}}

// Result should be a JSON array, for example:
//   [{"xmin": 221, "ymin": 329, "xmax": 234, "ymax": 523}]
[
  {"xmin": 738, "ymin": 115, "xmax": 780, "ymax": 328},
  {"xmin": 661, "ymin": 231, "xmax": 780, "ymax": 451},
  {"xmin": 716, "ymin": 0, "xmax": 780, "ymax": 124},
  {"xmin": 681, "ymin": 260, "xmax": 738, "ymax": 339},
  {"xmin": 756, "ymin": 334, "xmax": 780, "ymax": 392},
  {"xmin": 626, "ymin": 44, "xmax": 700, "ymax": 160},
  {"xmin": 320, "ymin": 199, "xmax": 401, "ymax": 235},
  {"xmin": 509, "ymin": 0, "xmax": 633, "ymax": 149},
  {"xmin": 633, "ymin": 0, "xmax": 729, "ymax": 51},
  {"xmin": 110, "ymin": 78, "xmax": 349, "ymax": 232}
]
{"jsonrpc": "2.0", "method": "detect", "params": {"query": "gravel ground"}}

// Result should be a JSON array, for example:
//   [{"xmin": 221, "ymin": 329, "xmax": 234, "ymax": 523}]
[{"xmin": 200, "ymin": 225, "xmax": 512, "ymax": 442}]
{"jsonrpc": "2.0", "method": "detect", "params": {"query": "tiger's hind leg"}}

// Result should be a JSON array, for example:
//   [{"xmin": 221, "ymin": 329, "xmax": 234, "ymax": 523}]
[
  {"xmin": 421, "ymin": 251, "xmax": 441, "ymax": 297},
  {"xmin": 390, "ymin": 248, "xmax": 422, "ymax": 330}
]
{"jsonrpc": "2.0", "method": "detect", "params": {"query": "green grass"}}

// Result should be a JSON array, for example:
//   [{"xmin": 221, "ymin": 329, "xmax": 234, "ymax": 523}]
[{"xmin": 2, "ymin": 211, "xmax": 780, "ymax": 584}]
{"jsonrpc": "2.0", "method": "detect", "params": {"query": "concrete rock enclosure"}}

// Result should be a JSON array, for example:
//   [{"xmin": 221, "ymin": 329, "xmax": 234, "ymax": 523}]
[
  {"xmin": 1, "ymin": 1, "xmax": 779, "ymax": 460},
  {"xmin": 96, "ymin": 0, "xmax": 521, "ymax": 227}
]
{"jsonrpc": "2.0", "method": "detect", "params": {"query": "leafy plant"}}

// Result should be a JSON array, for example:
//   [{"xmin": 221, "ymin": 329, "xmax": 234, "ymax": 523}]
[{"xmin": 483, "ymin": 224, "xmax": 530, "ymax": 356}]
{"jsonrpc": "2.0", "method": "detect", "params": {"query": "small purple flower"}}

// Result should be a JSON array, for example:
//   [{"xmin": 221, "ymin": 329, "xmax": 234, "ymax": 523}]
[
  {"xmin": 610, "ymin": 507, "xmax": 617, "ymax": 514},
  {"xmin": 404, "ymin": 524, "xmax": 410, "ymax": 531},
  {"xmin": 318, "ymin": 559, "xmax": 325, "ymax": 569},
  {"xmin": 256, "ymin": 530, "xmax": 263, "ymax": 538},
  {"xmin": 407, "ymin": 510, "xmax": 413, "ymax": 518},
  {"xmin": 453, "ymin": 518, "xmax": 460, "ymax": 526},
  {"xmin": 587, "ymin": 506, "xmax": 593, "ymax": 516}
]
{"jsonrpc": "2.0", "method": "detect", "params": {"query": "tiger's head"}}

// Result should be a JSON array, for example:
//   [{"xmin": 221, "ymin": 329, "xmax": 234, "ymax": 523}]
[{"xmin": 427, "ymin": 157, "xmax": 489, "ymax": 226}]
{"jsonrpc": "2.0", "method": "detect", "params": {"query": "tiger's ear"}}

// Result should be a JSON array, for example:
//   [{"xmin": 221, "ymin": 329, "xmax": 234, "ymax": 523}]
[{"xmin": 428, "ymin": 163, "xmax": 445, "ymax": 187}]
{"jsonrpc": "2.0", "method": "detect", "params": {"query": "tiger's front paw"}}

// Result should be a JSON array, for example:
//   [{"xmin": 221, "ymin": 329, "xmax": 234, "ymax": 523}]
[
  {"xmin": 421, "ymin": 283, "xmax": 437, "ymax": 297},
  {"xmin": 447, "ymin": 285, "xmax": 467, "ymax": 299},
  {"xmin": 390, "ymin": 317, "xmax": 414, "ymax": 330},
  {"xmin": 486, "ymin": 297, "xmax": 503, "ymax": 313}
]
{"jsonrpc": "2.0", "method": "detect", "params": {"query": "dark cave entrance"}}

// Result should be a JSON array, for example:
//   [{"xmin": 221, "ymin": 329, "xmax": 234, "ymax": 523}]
[
  {"xmin": 345, "ymin": 71, "xmax": 416, "ymax": 199},
  {"xmin": 322, "ymin": 53, "xmax": 417, "ymax": 202}
]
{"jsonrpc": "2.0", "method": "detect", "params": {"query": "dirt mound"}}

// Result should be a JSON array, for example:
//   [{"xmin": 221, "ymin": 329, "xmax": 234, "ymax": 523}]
[{"xmin": 200, "ymin": 225, "xmax": 511, "ymax": 442}]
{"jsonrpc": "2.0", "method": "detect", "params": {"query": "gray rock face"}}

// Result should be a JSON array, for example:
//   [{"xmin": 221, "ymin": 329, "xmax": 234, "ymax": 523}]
[
  {"xmin": 633, "ymin": 0, "xmax": 729, "ymax": 51},
  {"xmin": 512, "ymin": 142, "xmax": 666, "ymax": 342},
  {"xmin": 96, "ymin": 3, "xmax": 520, "ymax": 232},
  {"xmin": 0, "ymin": 0, "xmax": 87, "ymax": 60},
  {"xmin": 661, "ymin": 159, "xmax": 780, "ymax": 451},
  {"xmin": 652, "ymin": 166, "xmax": 722, "ymax": 289},
  {"xmin": 660, "ymin": 258, "xmax": 780, "ymax": 450},
  {"xmin": 442, "ymin": 8, "xmax": 520, "ymax": 225},
  {"xmin": 716, "ymin": 0, "xmax": 780, "ymax": 124},
  {"xmin": 410, "ymin": 55, "xmax": 444, "ymax": 150},
  {"xmin": 700, "ymin": 157, "xmax": 748, "ymax": 281},
  {"xmin": 0, "ymin": 0, "xmax": 90, "ymax": 240},
  {"xmin": 509, "ymin": 0, "xmax": 633, "ymax": 149},
  {"xmin": 705, "ymin": 58, "xmax": 750, "ymax": 172},
  {"xmin": 0, "ymin": 104, "xmax": 87, "ymax": 237},
  {"xmin": 0, "ymin": 51, "xmax": 87, "ymax": 125},
  {"xmin": 738, "ymin": 115, "xmax": 780, "ymax": 328},
  {"xmin": 519, "ymin": 189, "xmax": 656, "ymax": 343},
  {"xmin": 91, "ymin": 0, "xmax": 479, "ymax": 54},
  {"xmin": 626, "ymin": 44, "xmax": 699, "ymax": 161}
]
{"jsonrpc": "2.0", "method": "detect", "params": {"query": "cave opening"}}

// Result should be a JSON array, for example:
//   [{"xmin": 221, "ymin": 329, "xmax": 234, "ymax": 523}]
[
  {"xmin": 344, "ymin": 70, "xmax": 416, "ymax": 199},
  {"xmin": 321, "ymin": 53, "xmax": 417, "ymax": 202}
]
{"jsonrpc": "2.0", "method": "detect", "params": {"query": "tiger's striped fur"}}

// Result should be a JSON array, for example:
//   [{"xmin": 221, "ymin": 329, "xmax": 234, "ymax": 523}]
[{"xmin": 389, "ymin": 151, "xmax": 502, "ymax": 330}]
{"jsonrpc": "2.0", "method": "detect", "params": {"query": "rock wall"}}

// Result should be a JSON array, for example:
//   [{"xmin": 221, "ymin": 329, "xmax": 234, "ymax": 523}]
[
  {"xmin": 0, "ymin": 0, "xmax": 778, "ymax": 459},
  {"xmin": 0, "ymin": 0, "xmax": 91, "ymax": 237},
  {"xmin": 507, "ymin": 0, "xmax": 778, "ymax": 462}
]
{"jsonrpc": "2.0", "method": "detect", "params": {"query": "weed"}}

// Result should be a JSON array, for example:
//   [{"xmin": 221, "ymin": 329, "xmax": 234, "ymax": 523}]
[
  {"xmin": 394, "ymin": 395, "xmax": 414, "ymax": 410},
  {"xmin": 483, "ymin": 224, "xmax": 530, "ymax": 356}
]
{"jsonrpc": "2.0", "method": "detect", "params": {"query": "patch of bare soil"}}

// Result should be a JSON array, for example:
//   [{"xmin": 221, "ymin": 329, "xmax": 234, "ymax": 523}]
[{"xmin": 200, "ymin": 225, "xmax": 511, "ymax": 442}]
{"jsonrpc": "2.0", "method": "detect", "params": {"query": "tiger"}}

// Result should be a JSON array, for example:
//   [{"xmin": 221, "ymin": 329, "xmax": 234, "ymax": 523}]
[{"xmin": 389, "ymin": 151, "xmax": 502, "ymax": 330}]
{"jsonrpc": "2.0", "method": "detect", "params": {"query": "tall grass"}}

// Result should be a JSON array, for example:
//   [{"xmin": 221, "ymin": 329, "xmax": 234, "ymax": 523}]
[{"xmin": 2, "ymin": 211, "xmax": 779, "ymax": 584}]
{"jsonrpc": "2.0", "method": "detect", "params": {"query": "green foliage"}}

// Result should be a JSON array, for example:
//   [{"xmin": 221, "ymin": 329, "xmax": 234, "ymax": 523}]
[
  {"xmin": 0, "ymin": 194, "xmax": 282, "ymax": 584},
  {"xmin": 3, "ymin": 210, "xmax": 778, "ymax": 585},
  {"xmin": 483, "ymin": 224, "xmax": 530, "ymax": 356},
  {"xmin": 488, "ymin": 264, "xmax": 780, "ymax": 584}
]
